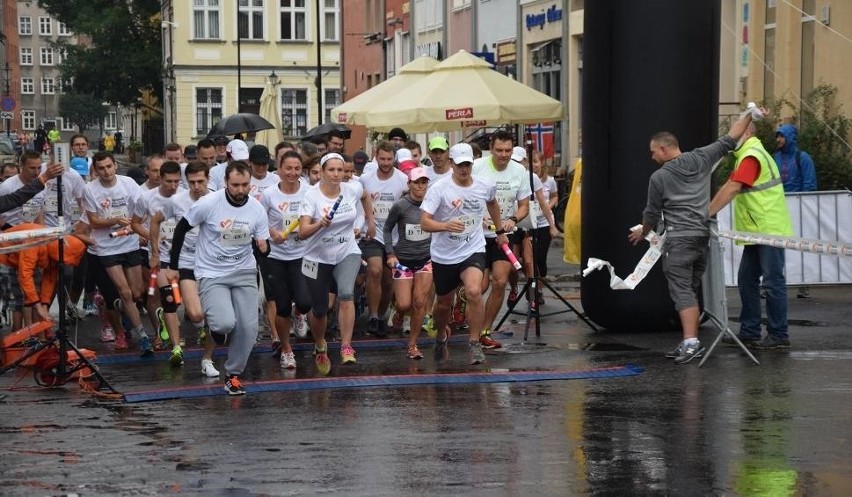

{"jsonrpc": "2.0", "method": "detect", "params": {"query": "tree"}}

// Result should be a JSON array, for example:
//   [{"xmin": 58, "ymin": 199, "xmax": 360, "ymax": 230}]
[
  {"xmin": 59, "ymin": 93, "xmax": 108, "ymax": 133},
  {"xmin": 38, "ymin": 0, "xmax": 162, "ymax": 106}
]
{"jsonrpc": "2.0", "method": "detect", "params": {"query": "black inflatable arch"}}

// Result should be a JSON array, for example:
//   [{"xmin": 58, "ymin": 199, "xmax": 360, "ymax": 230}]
[{"xmin": 581, "ymin": 0, "xmax": 721, "ymax": 331}]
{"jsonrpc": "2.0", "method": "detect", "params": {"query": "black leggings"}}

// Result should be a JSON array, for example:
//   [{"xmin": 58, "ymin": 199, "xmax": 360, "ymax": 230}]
[
  {"xmin": 533, "ymin": 227, "xmax": 551, "ymax": 278},
  {"xmin": 88, "ymin": 254, "xmax": 120, "ymax": 310},
  {"xmin": 265, "ymin": 258, "xmax": 311, "ymax": 318}
]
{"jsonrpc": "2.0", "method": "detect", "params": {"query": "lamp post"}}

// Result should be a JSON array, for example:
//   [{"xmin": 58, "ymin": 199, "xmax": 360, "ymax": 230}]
[
  {"xmin": 315, "ymin": 0, "xmax": 323, "ymax": 126},
  {"xmin": 269, "ymin": 70, "xmax": 279, "ymax": 87},
  {"xmin": 237, "ymin": 1, "xmax": 242, "ymax": 113}
]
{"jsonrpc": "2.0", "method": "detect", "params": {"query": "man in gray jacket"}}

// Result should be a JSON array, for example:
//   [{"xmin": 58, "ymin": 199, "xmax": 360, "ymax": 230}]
[{"xmin": 628, "ymin": 106, "xmax": 765, "ymax": 364}]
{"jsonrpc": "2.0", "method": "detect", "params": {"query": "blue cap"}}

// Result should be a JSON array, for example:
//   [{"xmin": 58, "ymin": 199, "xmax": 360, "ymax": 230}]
[{"xmin": 70, "ymin": 157, "xmax": 89, "ymax": 176}]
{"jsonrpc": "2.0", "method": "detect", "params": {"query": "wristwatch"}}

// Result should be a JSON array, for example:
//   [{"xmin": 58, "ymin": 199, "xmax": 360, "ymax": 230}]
[{"xmin": 508, "ymin": 216, "xmax": 518, "ymax": 223}]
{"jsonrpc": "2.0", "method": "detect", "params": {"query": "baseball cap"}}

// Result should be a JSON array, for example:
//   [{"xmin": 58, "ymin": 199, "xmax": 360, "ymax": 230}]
[
  {"xmin": 396, "ymin": 148, "xmax": 413, "ymax": 163},
  {"xmin": 511, "ymin": 146, "xmax": 527, "ymax": 162},
  {"xmin": 226, "ymin": 139, "xmax": 249, "ymax": 161},
  {"xmin": 353, "ymin": 150, "xmax": 370, "ymax": 167},
  {"xmin": 249, "ymin": 144, "xmax": 271, "ymax": 164},
  {"xmin": 388, "ymin": 127, "xmax": 408, "ymax": 141},
  {"xmin": 408, "ymin": 167, "xmax": 429, "ymax": 182},
  {"xmin": 398, "ymin": 159, "xmax": 418, "ymax": 176},
  {"xmin": 449, "ymin": 143, "xmax": 474, "ymax": 165},
  {"xmin": 428, "ymin": 136, "xmax": 449, "ymax": 151}
]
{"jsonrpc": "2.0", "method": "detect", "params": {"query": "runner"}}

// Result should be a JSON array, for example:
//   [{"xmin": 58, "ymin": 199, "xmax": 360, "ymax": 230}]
[
  {"xmin": 420, "ymin": 143, "xmax": 508, "ymax": 365},
  {"xmin": 168, "ymin": 161, "xmax": 270, "ymax": 394},
  {"xmin": 260, "ymin": 150, "xmax": 312, "ymax": 369},
  {"xmin": 384, "ymin": 167, "xmax": 432, "ymax": 359},
  {"xmin": 298, "ymin": 153, "xmax": 375, "ymax": 373}
]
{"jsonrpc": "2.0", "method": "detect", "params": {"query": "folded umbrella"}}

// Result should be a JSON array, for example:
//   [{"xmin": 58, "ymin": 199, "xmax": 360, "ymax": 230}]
[{"xmin": 207, "ymin": 113, "xmax": 275, "ymax": 137}]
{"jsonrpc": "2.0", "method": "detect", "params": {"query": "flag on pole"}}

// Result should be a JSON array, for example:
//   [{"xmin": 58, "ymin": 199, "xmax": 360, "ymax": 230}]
[{"xmin": 526, "ymin": 122, "xmax": 555, "ymax": 159}]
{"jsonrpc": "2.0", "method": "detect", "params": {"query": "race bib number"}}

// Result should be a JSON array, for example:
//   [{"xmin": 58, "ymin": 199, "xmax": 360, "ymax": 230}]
[
  {"xmin": 22, "ymin": 201, "xmax": 41, "ymax": 222},
  {"xmin": 44, "ymin": 195, "xmax": 59, "ymax": 212},
  {"xmin": 220, "ymin": 228, "xmax": 250, "ymax": 246},
  {"xmin": 160, "ymin": 219, "xmax": 177, "ymax": 240},
  {"xmin": 405, "ymin": 223, "xmax": 429, "ymax": 242},
  {"xmin": 458, "ymin": 215, "xmax": 478, "ymax": 235},
  {"xmin": 373, "ymin": 200, "xmax": 392, "ymax": 220},
  {"xmin": 301, "ymin": 259, "xmax": 319, "ymax": 280},
  {"xmin": 282, "ymin": 216, "xmax": 299, "ymax": 232},
  {"xmin": 530, "ymin": 201, "xmax": 543, "ymax": 221},
  {"xmin": 107, "ymin": 207, "xmax": 128, "ymax": 219},
  {"xmin": 497, "ymin": 195, "xmax": 515, "ymax": 219}
]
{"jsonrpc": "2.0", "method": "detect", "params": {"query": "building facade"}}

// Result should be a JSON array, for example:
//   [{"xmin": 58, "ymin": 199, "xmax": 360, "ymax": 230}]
[{"xmin": 162, "ymin": 0, "xmax": 342, "ymax": 147}]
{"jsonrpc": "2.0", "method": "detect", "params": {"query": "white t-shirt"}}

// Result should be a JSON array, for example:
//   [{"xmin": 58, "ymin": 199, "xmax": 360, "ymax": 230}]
[
  {"xmin": 425, "ymin": 165, "xmax": 452, "ymax": 183},
  {"xmin": 518, "ymin": 174, "xmax": 545, "ymax": 230},
  {"xmin": 137, "ymin": 187, "xmax": 184, "ymax": 260},
  {"xmin": 299, "ymin": 182, "xmax": 362, "ymax": 265},
  {"xmin": 359, "ymin": 168, "xmax": 408, "ymax": 246},
  {"xmin": 249, "ymin": 173, "xmax": 280, "ymax": 202},
  {"xmin": 83, "ymin": 175, "xmax": 142, "ymax": 256},
  {"xmin": 472, "ymin": 157, "xmax": 532, "ymax": 238},
  {"xmin": 361, "ymin": 161, "xmax": 378, "ymax": 177},
  {"xmin": 539, "ymin": 176, "xmax": 557, "ymax": 228},
  {"xmin": 261, "ymin": 183, "xmax": 308, "ymax": 261},
  {"xmin": 40, "ymin": 166, "xmax": 85, "ymax": 227},
  {"xmin": 207, "ymin": 162, "xmax": 228, "ymax": 190},
  {"xmin": 183, "ymin": 189, "xmax": 270, "ymax": 279},
  {"xmin": 0, "ymin": 175, "xmax": 44, "ymax": 226},
  {"xmin": 166, "ymin": 190, "xmax": 202, "ymax": 270},
  {"xmin": 420, "ymin": 175, "xmax": 497, "ymax": 265}
]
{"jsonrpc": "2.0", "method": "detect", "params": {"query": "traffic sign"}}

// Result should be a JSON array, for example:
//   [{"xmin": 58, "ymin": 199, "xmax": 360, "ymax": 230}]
[
  {"xmin": 0, "ymin": 111, "xmax": 13, "ymax": 120},
  {"xmin": 0, "ymin": 96, "xmax": 15, "ymax": 112}
]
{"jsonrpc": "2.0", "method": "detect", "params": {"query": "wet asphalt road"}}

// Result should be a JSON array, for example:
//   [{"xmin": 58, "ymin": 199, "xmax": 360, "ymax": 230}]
[{"xmin": 1, "ymin": 251, "xmax": 852, "ymax": 496}]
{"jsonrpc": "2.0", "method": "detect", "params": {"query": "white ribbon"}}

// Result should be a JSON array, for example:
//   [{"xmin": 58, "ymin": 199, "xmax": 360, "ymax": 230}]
[{"xmin": 583, "ymin": 227, "xmax": 667, "ymax": 290}]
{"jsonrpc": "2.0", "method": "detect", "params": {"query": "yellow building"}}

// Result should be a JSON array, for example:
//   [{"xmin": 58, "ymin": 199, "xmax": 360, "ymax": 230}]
[
  {"xmin": 743, "ymin": 0, "xmax": 852, "ymax": 117},
  {"xmin": 161, "ymin": 0, "xmax": 341, "ymax": 146}
]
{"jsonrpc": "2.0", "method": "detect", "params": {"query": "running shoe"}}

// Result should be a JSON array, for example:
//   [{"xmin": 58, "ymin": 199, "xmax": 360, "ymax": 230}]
[
  {"xmin": 507, "ymin": 287, "xmax": 519, "ymax": 306},
  {"xmin": 280, "ymin": 351, "xmax": 297, "ymax": 369},
  {"xmin": 65, "ymin": 302, "xmax": 80, "ymax": 322},
  {"xmin": 293, "ymin": 313, "xmax": 309, "ymax": 339},
  {"xmin": 341, "ymin": 345, "xmax": 357, "ymax": 364},
  {"xmin": 402, "ymin": 315, "xmax": 411, "ymax": 335},
  {"xmin": 452, "ymin": 288, "xmax": 468, "ymax": 331},
  {"xmin": 468, "ymin": 341, "xmax": 486, "ymax": 365},
  {"xmin": 139, "ymin": 335, "xmax": 154, "ymax": 357},
  {"xmin": 169, "ymin": 345, "xmax": 184, "ymax": 367},
  {"xmin": 83, "ymin": 300, "xmax": 97, "ymax": 316},
  {"xmin": 367, "ymin": 317, "xmax": 383, "ymax": 337},
  {"xmin": 407, "ymin": 344, "xmax": 424, "ymax": 360},
  {"xmin": 114, "ymin": 332, "xmax": 129, "ymax": 351},
  {"xmin": 479, "ymin": 329, "xmax": 502, "ymax": 349},
  {"xmin": 314, "ymin": 345, "xmax": 331, "ymax": 375},
  {"xmin": 224, "ymin": 375, "xmax": 246, "ymax": 395},
  {"xmin": 156, "ymin": 307, "xmax": 170, "ymax": 342},
  {"xmin": 200, "ymin": 359, "xmax": 220, "ymax": 378},
  {"xmin": 673, "ymin": 340, "xmax": 705, "ymax": 365},
  {"xmin": 196, "ymin": 325, "xmax": 208, "ymax": 345},
  {"xmin": 422, "ymin": 314, "xmax": 437, "ymax": 338},
  {"xmin": 100, "ymin": 326, "xmax": 116, "ymax": 342}
]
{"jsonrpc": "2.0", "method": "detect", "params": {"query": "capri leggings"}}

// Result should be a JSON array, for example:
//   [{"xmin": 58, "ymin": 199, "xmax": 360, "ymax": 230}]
[
  {"xmin": 266, "ymin": 257, "xmax": 312, "ymax": 318},
  {"xmin": 303, "ymin": 253, "xmax": 361, "ymax": 318}
]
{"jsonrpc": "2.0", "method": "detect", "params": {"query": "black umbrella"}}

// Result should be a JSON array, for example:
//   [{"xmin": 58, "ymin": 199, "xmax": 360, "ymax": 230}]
[
  {"xmin": 207, "ymin": 113, "xmax": 275, "ymax": 137},
  {"xmin": 302, "ymin": 123, "xmax": 351, "ymax": 141}
]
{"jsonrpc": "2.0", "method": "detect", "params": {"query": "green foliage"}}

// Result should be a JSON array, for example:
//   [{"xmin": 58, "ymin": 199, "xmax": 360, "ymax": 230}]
[
  {"xmin": 714, "ymin": 85, "xmax": 852, "ymax": 191},
  {"xmin": 38, "ymin": 0, "xmax": 162, "ymax": 106},
  {"xmin": 58, "ymin": 93, "xmax": 108, "ymax": 132}
]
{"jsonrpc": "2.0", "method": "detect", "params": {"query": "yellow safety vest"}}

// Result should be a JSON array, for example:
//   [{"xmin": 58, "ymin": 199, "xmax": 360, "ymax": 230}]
[{"xmin": 732, "ymin": 137, "xmax": 793, "ymax": 238}]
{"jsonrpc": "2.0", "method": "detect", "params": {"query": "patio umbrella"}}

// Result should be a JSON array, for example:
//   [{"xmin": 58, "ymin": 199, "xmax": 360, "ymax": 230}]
[
  {"xmin": 206, "ymin": 113, "xmax": 274, "ymax": 137},
  {"xmin": 254, "ymin": 82, "xmax": 284, "ymax": 150},
  {"xmin": 362, "ymin": 50, "xmax": 563, "ymax": 132},
  {"xmin": 302, "ymin": 122, "xmax": 351, "ymax": 141},
  {"xmin": 331, "ymin": 56, "xmax": 439, "ymax": 127}
]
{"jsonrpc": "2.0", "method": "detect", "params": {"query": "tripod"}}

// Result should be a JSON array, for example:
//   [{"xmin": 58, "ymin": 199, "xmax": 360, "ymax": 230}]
[
  {"xmin": 0, "ymin": 169, "xmax": 118, "ymax": 392},
  {"xmin": 493, "ymin": 139, "xmax": 598, "ymax": 342}
]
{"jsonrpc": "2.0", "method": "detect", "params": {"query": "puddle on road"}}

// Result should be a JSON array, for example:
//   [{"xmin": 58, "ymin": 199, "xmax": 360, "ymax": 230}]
[{"xmin": 730, "ymin": 317, "xmax": 828, "ymax": 327}]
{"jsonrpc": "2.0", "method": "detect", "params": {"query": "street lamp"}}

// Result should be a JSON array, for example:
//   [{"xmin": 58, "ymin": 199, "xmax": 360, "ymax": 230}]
[{"xmin": 269, "ymin": 70, "xmax": 279, "ymax": 87}]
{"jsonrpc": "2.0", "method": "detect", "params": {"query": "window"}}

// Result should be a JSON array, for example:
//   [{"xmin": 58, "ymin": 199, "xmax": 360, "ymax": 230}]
[
  {"xmin": 22, "ymin": 111, "xmax": 36, "ymax": 131},
  {"xmin": 40, "ymin": 47, "xmax": 55, "ymax": 66},
  {"xmin": 280, "ymin": 0, "xmax": 308, "ymax": 41},
  {"xmin": 60, "ymin": 117, "xmax": 76, "ymax": 131},
  {"xmin": 21, "ymin": 78, "xmax": 34, "ymax": 94},
  {"xmin": 39, "ymin": 17, "xmax": 52, "ymax": 36},
  {"xmin": 764, "ymin": 0, "xmax": 777, "ymax": 100},
  {"xmin": 238, "ymin": 0, "xmax": 264, "ymax": 40},
  {"xmin": 58, "ymin": 22, "xmax": 71, "ymax": 36},
  {"xmin": 196, "ymin": 88, "xmax": 223, "ymax": 136},
  {"xmin": 19, "ymin": 16, "xmax": 32, "ymax": 35},
  {"xmin": 324, "ymin": 88, "xmax": 340, "ymax": 123},
  {"xmin": 56, "ymin": 48, "xmax": 68, "ymax": 64},
  {"xmin": 105, "ymin": 111, "xmax": 117, "ymax": 130},
  {"xmin": 193, "ymin": 0, "xmax": 221, "ymax": 39},
  {"xmin": 321, "ymin": 0, "xmax": 339, "ymax": 41},
  {"xmin": 281, "ymin": 88, "xmax": 308, "ymax": 137},
  {"xmin": 386, "ymin": 38, "xmax": 395, "ymax": 77},
  {"xmin": 20, "ymin": 48, "xmax": 33, "ymax": 65},
  {"xmin": 41, "ymin": 78, "xmax": 56, "ymax": 95},
  {"xmin": 801, "ymin": 0, "xmax": 816, "ymax": 98}
]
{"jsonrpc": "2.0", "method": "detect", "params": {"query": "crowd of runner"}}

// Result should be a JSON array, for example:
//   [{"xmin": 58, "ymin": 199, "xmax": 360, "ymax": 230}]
[{"xmin": 0, "ymin": 128, "xmax": 560, "ymax": 395}]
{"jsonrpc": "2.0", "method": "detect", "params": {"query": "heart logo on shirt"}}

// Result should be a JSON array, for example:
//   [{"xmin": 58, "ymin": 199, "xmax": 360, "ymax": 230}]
[
  {"xmin": 322, "ymin": 206, "xmax": 331, "ymax": 217},
  {"xmin": 220, "ymin": 218, "xmax": 233, "ymax": 229},
  {"xmin": 100, "ymin": 199, "xmax": 111, "ymax": 209},
  {"xmin": 451, "ymin": 199, "xmax": 463, "ymax": 209},
  {"xmin": 371, "ymin": 192, "xmax": 381, "ymax": 201},
  {"xmin": 278, "ymin": 201, "xmax": 289, "ymax": 212}
]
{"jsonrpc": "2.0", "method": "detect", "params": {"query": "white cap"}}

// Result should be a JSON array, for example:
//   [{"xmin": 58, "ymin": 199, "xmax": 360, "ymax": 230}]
[
  {"xmin": 396, "ymin": 148, "xmax": 413, "ymax": 163},
  {"xmin": 226, "ymin": 139, "xmax": 249, "ymax": 161},
  {"xmin": 449, "ymin": 143, "xmax": 474, "ymax": 165},
  {"xmin": 511, "ymin": 146, "xmax": 527, "ymax": 162}
]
